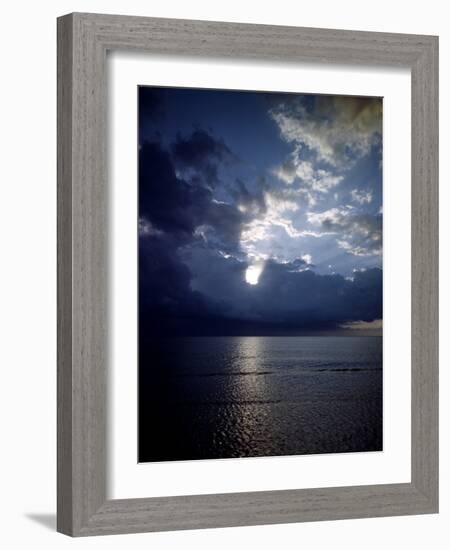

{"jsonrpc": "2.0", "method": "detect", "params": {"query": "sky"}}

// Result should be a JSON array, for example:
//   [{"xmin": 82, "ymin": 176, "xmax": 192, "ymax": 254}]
[{"xmin": 138, "ymin": 86, "xmax": 382, "ymax": 336}]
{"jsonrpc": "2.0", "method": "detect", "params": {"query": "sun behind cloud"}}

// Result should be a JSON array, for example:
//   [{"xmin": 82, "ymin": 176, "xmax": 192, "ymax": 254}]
[{"xmin": 245, "ymin": 263, "xmax": 264, "ymax": 285}]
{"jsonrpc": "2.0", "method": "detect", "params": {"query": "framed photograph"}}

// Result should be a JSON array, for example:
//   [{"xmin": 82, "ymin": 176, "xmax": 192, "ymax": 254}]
[{"xmin": 57, "ymin": 13, "xmax": 438, "ymax": 536}]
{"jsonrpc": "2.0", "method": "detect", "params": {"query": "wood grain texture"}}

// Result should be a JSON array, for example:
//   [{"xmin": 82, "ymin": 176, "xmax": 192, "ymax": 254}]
[
  {"xmin": 57, "ymin": 14, "xmax": 73, "ymax": 536},
  {"xmin": 410, "ymin": 36, "xmax": 439, "ymax": 506},
  {"xmin": 57, "ymin": 12, "xmax": 439, "ymax": 536}
]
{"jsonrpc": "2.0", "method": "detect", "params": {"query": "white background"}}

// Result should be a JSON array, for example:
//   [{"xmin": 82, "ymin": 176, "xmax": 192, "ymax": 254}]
[
  {"xmin": 109, "ymin": 54, "xmax": 411, "ymax": 498},
  {"xmin": 0, "ymin": 1, "xmax": 447, "ymax": 549}
]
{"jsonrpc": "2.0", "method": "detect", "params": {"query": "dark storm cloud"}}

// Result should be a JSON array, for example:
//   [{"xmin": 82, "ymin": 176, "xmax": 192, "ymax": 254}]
[
  {"xmin": 182, "ymin": 247, "xmax": 382, "ymax": 331},
  {"xmin": 139, "ymin": 141, "xmax": 208, "ymax": 238},
  {"xmin": 172, "ymin": 129, "xmax": 234, "ymax": 185},
  {"xmin": 139, "ymin": 87, "xmax": 165, "ymax": 122},
  {"xmin": 139, "ymin": 233, "xmax": 191, "ymax": 311},
  {"xmin": 286, "ymin": 257, "xmax": 313, "ymax": 271},
  {"xmin": 139, "ymin": 137, "xmax": 273, "ymax": 254},
  {"xmin": 139, "ymin": 140, "xmax": 245, "ymax": 250},
  {"xmin": 138, "ymin": 87, "xmax": 167, "ymax": 146},
  {"xmin": 253, "ymin": 262, "xmax": 381, "ymax": 326},
  {"xmin": 139, "ymin": 233, "xmax": 217, "ymax": 317},
  {"xmin": 140, "ymin": 231, "xmax": 382, "ymax": 335}
]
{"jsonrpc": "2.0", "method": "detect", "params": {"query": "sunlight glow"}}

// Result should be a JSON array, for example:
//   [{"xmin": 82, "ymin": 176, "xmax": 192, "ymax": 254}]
[{"xmin": 245, "ymin": 264, "xmax": 263, "ymax": 285}]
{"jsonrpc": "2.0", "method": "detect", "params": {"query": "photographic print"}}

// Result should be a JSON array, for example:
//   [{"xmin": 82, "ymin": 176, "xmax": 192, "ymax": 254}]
[{"xmin": 138, "ymin": 86, "xmax": 383, "ymax": 462}]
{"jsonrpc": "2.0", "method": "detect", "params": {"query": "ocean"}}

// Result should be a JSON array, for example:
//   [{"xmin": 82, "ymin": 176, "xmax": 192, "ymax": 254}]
[{"xmin": 139, "ymin": 336, "xmax": 382, "ymax": 462}]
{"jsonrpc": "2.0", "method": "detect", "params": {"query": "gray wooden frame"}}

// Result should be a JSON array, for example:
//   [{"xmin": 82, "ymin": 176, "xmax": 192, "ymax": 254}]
[{"xmin": 57, "ymin": 12, "xmax": 438, "ymax": 537}]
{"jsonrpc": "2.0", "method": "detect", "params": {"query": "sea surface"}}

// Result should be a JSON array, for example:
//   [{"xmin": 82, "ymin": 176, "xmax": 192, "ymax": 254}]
[{"xmin": 139, "ymin": 336, "xmax": 382, "ymax": 462}]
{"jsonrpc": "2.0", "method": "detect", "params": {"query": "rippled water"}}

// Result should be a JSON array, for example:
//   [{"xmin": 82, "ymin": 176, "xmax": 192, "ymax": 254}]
[{"xmin": 139, "ymin": 336, "xmax": 382, "ymax": 462}]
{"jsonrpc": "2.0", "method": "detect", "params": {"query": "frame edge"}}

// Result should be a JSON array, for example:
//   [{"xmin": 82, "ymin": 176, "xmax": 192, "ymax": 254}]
[
  {"xmin": 57, "ymin": 12, "xmax": 74, "ymax": 536},
  {"xmin": 410, "ymin": 34, "xmax": 439, "ymax": 511}
]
